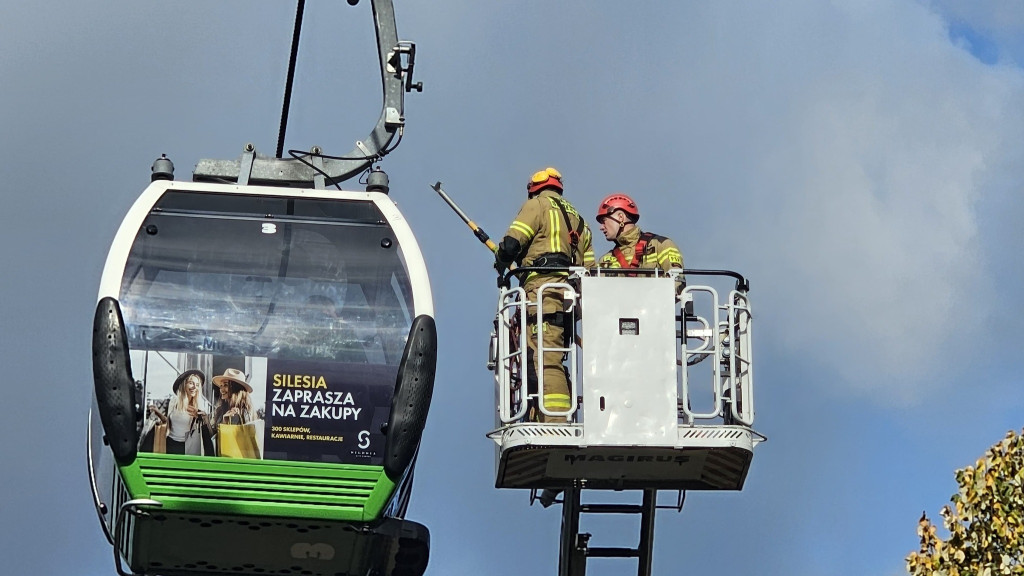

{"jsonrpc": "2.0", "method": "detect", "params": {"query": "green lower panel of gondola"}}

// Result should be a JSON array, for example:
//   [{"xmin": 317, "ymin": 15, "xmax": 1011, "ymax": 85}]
[
  {"xmin": 114, "ymin": 455, "xmax": 428, "ymax": 576},
  {"xmin": 119, "ymin": 454, "xmax": 396, "ymax": 521}
]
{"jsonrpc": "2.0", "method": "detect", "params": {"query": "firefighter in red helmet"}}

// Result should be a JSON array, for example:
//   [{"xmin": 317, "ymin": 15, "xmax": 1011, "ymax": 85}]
[
  {"xmin": 596, "ymin": 193, "xmax": 684, "ymax": 284},
  {"xmin": 494, "ymin": 167, "xmax": 594, "ymax": 423}
]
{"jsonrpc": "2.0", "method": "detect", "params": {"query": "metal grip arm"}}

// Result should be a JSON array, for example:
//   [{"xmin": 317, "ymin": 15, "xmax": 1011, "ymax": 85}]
[{"xmin": 193, "ymin": 0, "xmax": 420, "ymax": 187}]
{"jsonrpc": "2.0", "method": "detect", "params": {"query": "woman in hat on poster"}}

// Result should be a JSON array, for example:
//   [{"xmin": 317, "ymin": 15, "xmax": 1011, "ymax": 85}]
[
  {"xmin": 212, "ymin": 368, "xmax": 261, "ymax": 459},
  {"xmin": 143, "ymin": 369, "xmax": 215, "ymax": 455},
  {"xmin": 212, "ymin": 368, "xmax": 257, "ymax": 424}
]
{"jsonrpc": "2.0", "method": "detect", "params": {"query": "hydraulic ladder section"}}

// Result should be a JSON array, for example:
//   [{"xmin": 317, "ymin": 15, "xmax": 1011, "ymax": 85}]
[{"xmin": 556, "ymin": 488, "xmax": 663, "ymax": 576}]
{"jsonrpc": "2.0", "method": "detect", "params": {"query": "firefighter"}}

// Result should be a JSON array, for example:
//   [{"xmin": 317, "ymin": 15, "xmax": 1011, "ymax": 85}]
[
  {"xmin": 494, "ymin": 167, "xmax": 594, "ymax": 423},
  {"xmin": 596, "ymin": 193, "xmax": 683, "ymax": 282}
]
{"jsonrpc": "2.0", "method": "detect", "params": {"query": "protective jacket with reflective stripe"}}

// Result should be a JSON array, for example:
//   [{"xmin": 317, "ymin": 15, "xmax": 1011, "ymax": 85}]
[
  {"xmin": 597, "ymin": 226, "xmax": 683, "ymax": 274},
  {"xmin": 503, "ymin": 189, "xmax": 595, "ymax": 270}
]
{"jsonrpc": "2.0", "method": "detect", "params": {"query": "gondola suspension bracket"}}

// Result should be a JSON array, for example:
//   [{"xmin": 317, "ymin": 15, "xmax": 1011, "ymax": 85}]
[{"xmin": 193, "ymin": 0, "xmax": 421, "ymax": 188}]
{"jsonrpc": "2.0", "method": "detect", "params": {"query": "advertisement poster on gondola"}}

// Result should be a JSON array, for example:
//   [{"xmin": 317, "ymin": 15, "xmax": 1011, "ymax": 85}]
[
  {"xmin": 263, "ymin": 358, "xmax": 396, "ymax": 465},
  {"xmin": 130, "ymin": 351, "xmax": 395, "ymax": 464}
]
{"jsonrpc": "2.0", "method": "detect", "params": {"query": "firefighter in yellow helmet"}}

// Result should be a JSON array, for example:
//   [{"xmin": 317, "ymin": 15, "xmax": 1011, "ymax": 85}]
[
  {"xmin": 596, "ymin": 193, "xmax": 684, "ymax": 285},
  {"xmin": 494, "ymin": 167, "xmax": 595, "ymax": 423}
]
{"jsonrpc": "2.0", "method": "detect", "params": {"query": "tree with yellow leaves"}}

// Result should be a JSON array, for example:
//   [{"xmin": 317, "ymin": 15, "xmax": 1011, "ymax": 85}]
[{"xmin": 906, "ymin": 429, "xmax": 1024, "ymax": 575}]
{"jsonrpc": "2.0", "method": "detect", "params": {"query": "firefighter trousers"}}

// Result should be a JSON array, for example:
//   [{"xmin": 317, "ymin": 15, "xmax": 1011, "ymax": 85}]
[{"xmin": 524, "ymin": 279, "xmax": 572, "ymax": 423}]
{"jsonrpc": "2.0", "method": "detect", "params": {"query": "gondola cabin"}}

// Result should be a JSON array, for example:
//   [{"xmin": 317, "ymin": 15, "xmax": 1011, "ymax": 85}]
[{"xmin": 89, "ymin": 178, "xmax": 435, "ymax": 576}]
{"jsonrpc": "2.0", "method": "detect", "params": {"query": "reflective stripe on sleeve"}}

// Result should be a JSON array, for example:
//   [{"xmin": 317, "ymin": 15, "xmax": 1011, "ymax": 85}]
[
  {"xmin": 658, "ymin": 248, "xmax": 682, "ymax": 265},
  {"xmin": 510, "ymin": 220, "xmax": 535, "ymax": 239},
  {"xmin": 543, "ymin": 393, "xmax": 572, "ymax": 410},
  {"xmin": 598, "ymin": 253, "xmax": 620, "ymax": 268}
]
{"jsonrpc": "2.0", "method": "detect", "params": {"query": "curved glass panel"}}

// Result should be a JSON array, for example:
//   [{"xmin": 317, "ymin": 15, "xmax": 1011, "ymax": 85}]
[
  {"xmin": 117, "ymin": 191, "xmax": 416, "ymax": 465},
  {"xmin": 120, "ymin": 192, "xmax": 413, "ymax": 364}
]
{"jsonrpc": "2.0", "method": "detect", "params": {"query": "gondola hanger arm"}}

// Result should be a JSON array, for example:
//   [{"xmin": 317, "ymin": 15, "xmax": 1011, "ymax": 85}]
[{"xmin": 193, "ymin": 0, "xmax": 421, "ymax": 188}]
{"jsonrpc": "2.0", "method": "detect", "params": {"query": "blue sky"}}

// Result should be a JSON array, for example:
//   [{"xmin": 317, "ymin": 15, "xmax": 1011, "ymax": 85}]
[{"xmin": 3, "ymin": 1, "xmax": 1024, "ymax": 575}]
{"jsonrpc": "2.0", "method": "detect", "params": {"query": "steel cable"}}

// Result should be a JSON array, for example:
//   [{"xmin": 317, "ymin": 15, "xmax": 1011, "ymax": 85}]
[{"xmin": 276, "ymin": 0, "xmax": 306, "ymax": 158}]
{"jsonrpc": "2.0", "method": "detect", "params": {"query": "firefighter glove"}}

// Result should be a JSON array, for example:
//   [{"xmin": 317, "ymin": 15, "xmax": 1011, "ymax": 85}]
[{"xmin": 494, "ymin": 236, "xmax": 520, "ymax": 273}]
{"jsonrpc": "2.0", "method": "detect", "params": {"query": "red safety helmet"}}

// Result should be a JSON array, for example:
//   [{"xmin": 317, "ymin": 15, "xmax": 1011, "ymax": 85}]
[
  {"xmin": 527, "ymin": 167, "xmax": 564, "ymax": 195},
  {"xmin": 596, "ymin": 193, "xmax": 639, "ymax": 223}
]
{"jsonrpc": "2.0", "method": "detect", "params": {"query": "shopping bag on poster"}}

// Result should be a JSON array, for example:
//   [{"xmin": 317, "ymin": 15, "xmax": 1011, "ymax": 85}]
[
  {"xmin": 218, "ymin": 422, "xmax": 261, "ymax": 459},
  {"xmin": 152, "ymin": 423, "xmax": 167, "ymax": 454},
  {"xmin": 185, "ymin": 418, "xmax": 213, "ymax": 456}
]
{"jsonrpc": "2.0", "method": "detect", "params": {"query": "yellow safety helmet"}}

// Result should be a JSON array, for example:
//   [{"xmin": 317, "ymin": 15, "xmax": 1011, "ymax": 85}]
[{"xmin": 527, "ymin": 167, "xmax": 564, "ymax": 195}]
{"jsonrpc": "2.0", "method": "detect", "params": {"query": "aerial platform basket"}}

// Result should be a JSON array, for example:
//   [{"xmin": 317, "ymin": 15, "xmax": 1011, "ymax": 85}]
[{"xmin": 488, "ymin": 268, "xmax": 763, "ymax": 492}]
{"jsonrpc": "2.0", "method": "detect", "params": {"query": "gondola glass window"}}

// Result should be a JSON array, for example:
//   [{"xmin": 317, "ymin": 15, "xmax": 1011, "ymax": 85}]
[{"xmin": 119, "ymin": 191, "xmax": 414, "ymax": 464}]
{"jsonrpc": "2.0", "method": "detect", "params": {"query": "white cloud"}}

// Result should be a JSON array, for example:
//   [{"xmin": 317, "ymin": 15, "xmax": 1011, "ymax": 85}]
[
  {"xmin": 705, "ymin": 2, "xmax": 1024, "ymax": 403},
  {"xmin": 400, "ymin": 1, "xmax": 1024, "ymax": 406}
]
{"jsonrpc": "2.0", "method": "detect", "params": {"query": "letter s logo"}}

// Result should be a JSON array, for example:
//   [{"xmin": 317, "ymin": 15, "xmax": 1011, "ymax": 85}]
[{"xmin": 358, "ymin": 430, "xmax": 370, "ymax": 449}]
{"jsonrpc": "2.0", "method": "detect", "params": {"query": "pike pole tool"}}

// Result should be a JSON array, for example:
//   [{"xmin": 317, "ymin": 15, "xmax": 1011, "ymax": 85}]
[{"xmin": 431, "ymin": 181, "xmax": 499, "ymax": 253}]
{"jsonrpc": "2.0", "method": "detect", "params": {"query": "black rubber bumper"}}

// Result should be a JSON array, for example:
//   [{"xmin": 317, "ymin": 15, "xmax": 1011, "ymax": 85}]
[
  {"xmin": 384, "ymin": 315, "xmax": 437, "ymax": 482},
  {"xmin": 92, "ymin": 297, "xmax": 139, "ymax": 465}
]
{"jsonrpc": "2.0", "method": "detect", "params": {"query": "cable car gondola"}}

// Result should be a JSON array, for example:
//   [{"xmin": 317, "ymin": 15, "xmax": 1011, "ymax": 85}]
[{"xmin": 88, "ymin": 2, "xmax": 435, "ymax": 575}]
